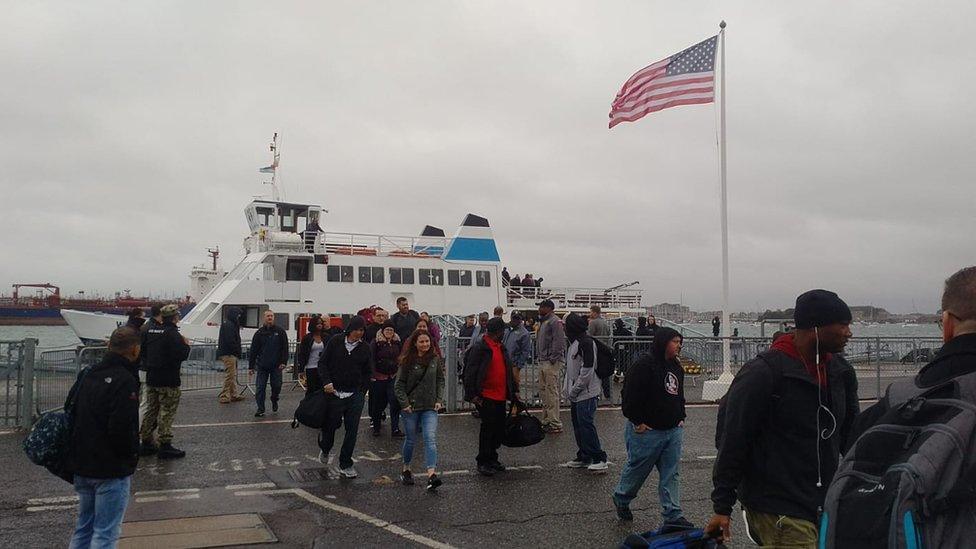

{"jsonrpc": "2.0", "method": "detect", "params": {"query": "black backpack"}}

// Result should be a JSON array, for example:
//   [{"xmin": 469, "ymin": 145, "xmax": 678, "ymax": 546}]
[
  {"xmin": 714, "ymin": 354, "xmax": 781, "ymax": 450},
  {"xmin": 503, "ymin": 408, "xmax": 545, "ymax": 447},
  {"xmin": 291, "ymin": 391, "xmax": 330, "ymax": 429},
  {"xmin": 594, "ymin": 339, "xmax": 615, "ymax": 380}
]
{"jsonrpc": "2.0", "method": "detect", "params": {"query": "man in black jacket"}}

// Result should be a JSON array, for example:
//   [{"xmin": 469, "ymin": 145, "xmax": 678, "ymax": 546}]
[
  {"xmin": 390, "ymin": 297, "xmax": 420, "ymax": 342},
  {"xmin": 139, "ymin": 304, "xmax": 191, "ymax": 459},
  {"xmin": 249, "ymin": 310, "xmax": 289, "ymax": 417},
  {"xmin": 318, "ymin": 315, "xmax": 373, "ymax": 478},
  {"xmin": 463, "ymin": 317, "xmax": 519, "ymax": 476},
  {"xmin": 612, "ymin": 327, "xmax": 692, "ymax": 526},
  {"xmin": 706, "ymin": 290, "xmax": 858, "ymax": 547},
  {"xmin": 217, "ymin": 307, "xmax": 246, "ymax": 404},
  {"xmin": 851, "ymin": 266, "xmax": 976, "ymax": 440},
  {"xmin": 66, "ymin": 327, "xmax": 141, "ymax": 548}
]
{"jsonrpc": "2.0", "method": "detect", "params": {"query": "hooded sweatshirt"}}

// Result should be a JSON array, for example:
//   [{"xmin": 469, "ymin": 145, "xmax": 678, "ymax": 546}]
[
  {"xmin": 217, "ymin": 307, "xmax": 243, "ymax": 358},
  {"xmin": 563, "ymin": 313, "xmax": 601, "ymax": 403},
  {"xmin": 621, "ymin": 327, "xmax": 686, "ymax": 429},
  {"xmin": 770, "ymin": 333, "xmax": 830, "ymax": 387}
]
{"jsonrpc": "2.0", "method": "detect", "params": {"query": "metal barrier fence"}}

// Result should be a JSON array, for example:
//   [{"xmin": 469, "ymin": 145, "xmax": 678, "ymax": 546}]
[{"xmin": 2, "ymin": 334, "xmax": 946, "ymax": 428}]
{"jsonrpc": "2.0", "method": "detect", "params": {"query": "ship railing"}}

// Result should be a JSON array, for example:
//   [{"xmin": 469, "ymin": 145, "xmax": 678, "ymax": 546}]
[
  {"xmin": 505, "ymin": 286, "xmax": 643, "ymax": 311},
  {"xmin": 314, "ymin": 231, "xmax": 450, "ymax": 258}
]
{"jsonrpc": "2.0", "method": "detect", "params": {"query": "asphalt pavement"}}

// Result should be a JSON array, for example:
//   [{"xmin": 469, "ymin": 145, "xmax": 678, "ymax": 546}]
[{"xmin": 1, "ymin": 383, "xmax": 837, "ymax": 548}]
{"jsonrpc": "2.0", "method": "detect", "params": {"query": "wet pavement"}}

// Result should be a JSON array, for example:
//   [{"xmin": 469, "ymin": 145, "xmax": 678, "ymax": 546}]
[{"xmin": 1, "ymin": 383, "xmax": 860, "ymax": 548}]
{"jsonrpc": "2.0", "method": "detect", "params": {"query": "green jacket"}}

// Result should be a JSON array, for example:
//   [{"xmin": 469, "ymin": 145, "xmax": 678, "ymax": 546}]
[{"xmin": 394, "ymin": 355, "xmax": 445, "ymax": 411}]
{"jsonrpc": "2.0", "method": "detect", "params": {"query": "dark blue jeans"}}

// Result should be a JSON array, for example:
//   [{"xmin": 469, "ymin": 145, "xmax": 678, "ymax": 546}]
[
  {"xmin": 318, "ymin": 391, "xmax": 366, "ymax": 469},
  {"xmin": 254, "ymin": 368, "xmax": 282, "ymax": 412},
  {"xmin": 369, "ymin": 377, "xmax": 401, "ymax": 433},
  {"xmin": 570, "ymin": 396, "xmax": 607, "ymax": 463},
  {"xmin": 70, "ymin": 475, "xmax": 130, "ymax": 549},
  {"xmin": 613, "ymin": 422, "xmax": 684, "ymax": 521}
]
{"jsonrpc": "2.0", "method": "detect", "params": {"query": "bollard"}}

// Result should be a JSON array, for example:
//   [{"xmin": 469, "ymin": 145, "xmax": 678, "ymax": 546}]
[{"xmin": 19, "ymin": 338, "xmax": 38, "ymax": 430}]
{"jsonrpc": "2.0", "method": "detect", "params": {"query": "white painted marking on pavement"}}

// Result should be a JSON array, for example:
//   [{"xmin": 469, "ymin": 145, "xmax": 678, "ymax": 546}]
[
  {"xmin": 226, "ymin": 482, "xmax": 276, "ymax": 490},
  {"xmin": 440, "ymin": 470, "xmax": 470, "ymax": 476},
  {"xmin": 134, "ymin": 488, "xmax": 200, "ymax": 496},
  {"xmin": 698, "ymin": 455, "xmax": 717, "ymax": 460},
  {"xmin": 173, "ymin": 419, "xmax": 292, "ymax": 428},
  {"xmin": 27, "ymin": 504, "xmax": 77, "ymax": 512},
  {"xmin": 507, "ymin": 465, "xmax": 543, "ymax": 471},
  {"xmin": 28, "ymin": 495, "xmax": 79, "ymax": 505},
  {"xmin": 135, "ymin": 494, "xmax": 201, "ymax": 503}
]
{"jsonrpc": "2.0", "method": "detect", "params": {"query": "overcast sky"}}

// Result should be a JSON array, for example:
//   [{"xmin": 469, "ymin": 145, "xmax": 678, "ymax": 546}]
[{"xmin": 2, "ymin": 1, "xmax": 973, "ymax": 313}]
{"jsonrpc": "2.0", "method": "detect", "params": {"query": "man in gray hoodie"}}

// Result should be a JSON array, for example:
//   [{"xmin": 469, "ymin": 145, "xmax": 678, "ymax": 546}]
[
  {"xmin": 562, "ymin": 313, "xmax": 608, "ymax": 472},
  {"xmin": 535, "ymin": 299, "xmax": 566, "ymax": 433}
]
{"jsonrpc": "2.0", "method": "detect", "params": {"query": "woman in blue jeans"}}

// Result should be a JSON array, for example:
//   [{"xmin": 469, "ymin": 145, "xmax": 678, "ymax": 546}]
[{"xmin": 394, "ymin": 330, "xmax": 446, "ymax": 491}]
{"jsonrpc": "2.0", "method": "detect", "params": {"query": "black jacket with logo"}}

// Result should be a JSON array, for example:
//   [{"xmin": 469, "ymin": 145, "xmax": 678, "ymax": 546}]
[
  {"xmin": 318, "ymin": 334, "xmax": 373, "ymax": 393},
  {"xmin": 711, "ymin": 347, "xmax": 859, "ymax": 523},
  {"xmin": 142, "ymin": 320, "xmax": 191, "ymax": 388},
  {"xmin": 65, "ymin": 353, "xmax": 140, "ymax": 479},
  {"xmin": 622, "ymin": 359, "xmax": 685, "ymax": 430}
]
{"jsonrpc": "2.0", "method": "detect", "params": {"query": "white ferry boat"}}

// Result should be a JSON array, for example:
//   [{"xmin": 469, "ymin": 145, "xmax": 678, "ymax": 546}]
[{"xmin": 62, "ymin": 137, "xmax": 644, "ymax": 344}]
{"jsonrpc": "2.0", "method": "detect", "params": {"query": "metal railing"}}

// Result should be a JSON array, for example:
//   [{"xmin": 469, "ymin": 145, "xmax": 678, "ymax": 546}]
[
  {"xmin": 3, "ymin": 334, "xmax": 946, "ymax": 428},
  {"xmin": 318, "ymin": 231, "xmax": 450, "ymax": 258},
  {"xmin": 505, "ymin": 286, "xmax": 643, "ymax": 312}
]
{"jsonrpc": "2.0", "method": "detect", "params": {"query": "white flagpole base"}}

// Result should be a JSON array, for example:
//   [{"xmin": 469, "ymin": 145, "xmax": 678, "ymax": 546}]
[{"xmin": 702, "ymin": 371, "xmax": 735, "ymax": 401}]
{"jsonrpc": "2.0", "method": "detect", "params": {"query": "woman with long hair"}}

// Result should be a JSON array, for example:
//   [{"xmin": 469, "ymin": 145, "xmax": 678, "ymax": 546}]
[
  {"xmin": 414, "ymin": 318, "xmax": 442, "ymax": 358},
  {"xmin": 295, "ymin": 315, "xmax": 327, "ymax": 395},
  {"xmin": 394, "ymin": 330, "xmax": 445, "ymax": 491}
]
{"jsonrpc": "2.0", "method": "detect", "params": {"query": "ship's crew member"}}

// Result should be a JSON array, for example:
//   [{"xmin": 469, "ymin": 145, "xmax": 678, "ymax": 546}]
[
  {"xmin": 613, "ymin": 327, "xmax": 692, "ymax": 527},
  {"xmin": 390, "ymin": 297, "xmax": 420, "ymax": 342},
  {"xmin": 301, "ymin": 214, "xmax": 323, "ymax": 252},
  {"xmin": 536, "ymin": 299, "xmax": 566, "ymax": 433},
  {"xmin": 248, "ymin": 310, "xmax": 288, "ymax": 417},
  {"xmin": 503, "ymin": 312, "xmax": 531, "ymax": 386},
  {"xmin": 463, "ymin": 317, "xmax": 519, "ymax": 476},
  {"xmin": 139, "ymin": 304, "xmax": 190, "ymax": 459},
  {"xmin": 65, "ymin": 327, "xmax": 141, "ymax": 549},
  {"xmin": 216, "ymin": 307, "xmax": 246, "ymax": 404},
  {"xmin": 317, "ymin": 315, "xmax": 373, "ymax": 479},
  {"xmin": 587, "ymin": 305, "xmax": 612, "ymax": 399},
  {"xmin": 706, "ymin": 290, "xmax": 858, "ymax": 547},
  {"xmin": 296, "ymin": 315, "xmax": 326, "ymax": 395},
  {"xmin": 369, "ymin": 321, "xmax": 403, "ymax": 437},
  {"xmin": 395, "ymin": 330, "xmax": 445, "ymax": 490},
  {"xmin": 501, "ymin": 267, "xmax": 511, "ymax": 287},
  {"xmin": 561, "ymin": 313, "xmax": 608, "ymax": 472},
  {"xmin": 364, "ymin": 307, "xmax": 389, "ymax": 343}
]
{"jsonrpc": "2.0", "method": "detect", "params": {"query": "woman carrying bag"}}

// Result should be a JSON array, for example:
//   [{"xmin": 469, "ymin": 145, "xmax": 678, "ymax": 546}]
[
  {"xmin": 296, "ymin": 316, "xmax": 327, "ymax": 395},
  {"xmin": 394, "ymin": 329, "xmax": 445, "ymax": 491}
]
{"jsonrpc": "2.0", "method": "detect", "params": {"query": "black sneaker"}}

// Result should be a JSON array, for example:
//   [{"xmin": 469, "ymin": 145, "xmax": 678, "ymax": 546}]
[
  {"xmin": 391, "ymin": 429, "xmax": 405, "ymax": 439},
  {"xmin": 663, "ymin": 516, "xmax": 695, "ymax": 530},
  {"xmin": 138, "ymin": 440, "xmax": 158, "ymax": 456},
  {"xmin": 476, "ymin": 464, "xmax": 495, "ymax": 476},
  {"xmin": 613, "ymin": 497, "xmax": 634, "ymax": 521},
  {"xmin": 400, "ymin": 470, "xmax": 414, "ymax": 486},
  {"xmin": 426, "ymin": 473, "xmax": 442, "ymax": 491},
  {"xmin": 272, "ymin": 401, "xmax": 278, "ymax": 413},
  {"xmin": 489, "ymin": 461, "xmax": 506, "ymax": 473},
  {"xmin": 254, "ymin": 410, "xmax": 265, "ymax": 417},
  {"xmin": 471, "ymin": 410, "xmax": 481, "ymax": 418},
  {"xmin": 157, "ymin": 443, "xmax": 186, "ymax": 460}
]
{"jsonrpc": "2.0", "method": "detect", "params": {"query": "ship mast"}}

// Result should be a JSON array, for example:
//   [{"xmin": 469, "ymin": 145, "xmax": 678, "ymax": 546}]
[
  {"xmin": 207, "ymin": 246, "xmax": 220, "ymax": 271},
  {"xmin": 260, "ymin": 132, "xmax": 283, "ymax": 201}
]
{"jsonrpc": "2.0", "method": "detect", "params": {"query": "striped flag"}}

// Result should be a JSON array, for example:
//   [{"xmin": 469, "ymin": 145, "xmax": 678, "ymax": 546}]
[{"xmin": 609, "ymin": 35, "xmax": 718, "ymax": 129}]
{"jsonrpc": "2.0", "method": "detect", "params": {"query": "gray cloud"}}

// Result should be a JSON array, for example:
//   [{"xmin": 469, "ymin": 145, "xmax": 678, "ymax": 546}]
[{"xmin": 2, "ymin": 1, "xmax": 973, "ymax": 313}]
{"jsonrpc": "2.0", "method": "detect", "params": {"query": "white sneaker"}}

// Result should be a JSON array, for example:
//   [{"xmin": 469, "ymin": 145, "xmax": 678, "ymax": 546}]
[
  {"xmin": 587, "ymin": 461, "xmax": 609, "ymax": 473},
  {"xmin": 562, "ymin": 459, "xmax": 588, "ymax": 468},
  {"xmin": 338, "ymin": 466, "xmax": 358, "ymax": 479}
]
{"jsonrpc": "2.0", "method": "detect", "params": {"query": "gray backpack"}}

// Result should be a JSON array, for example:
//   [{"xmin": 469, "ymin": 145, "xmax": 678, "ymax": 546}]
[{"xmin": 820, "ymin": 371, "xmax": 976, "ymax": 548}]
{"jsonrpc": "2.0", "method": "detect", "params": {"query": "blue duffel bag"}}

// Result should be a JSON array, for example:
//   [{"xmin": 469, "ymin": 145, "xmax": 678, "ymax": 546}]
[{"xmin": 619, "ymin": 524, "xmax": 724, "ymax": 549}]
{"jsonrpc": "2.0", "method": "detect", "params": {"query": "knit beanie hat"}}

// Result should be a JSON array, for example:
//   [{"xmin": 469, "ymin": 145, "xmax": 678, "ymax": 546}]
[{"xmin": 794, "ymin": 289, "xmax": 852, "ymax": 329}]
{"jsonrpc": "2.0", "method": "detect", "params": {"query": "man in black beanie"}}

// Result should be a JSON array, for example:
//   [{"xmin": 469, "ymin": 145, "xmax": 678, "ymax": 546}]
[
  {"xmin": 317, "ymin": 314, "xmax": 373, "ymax": 478},
  {"xmin": 706, "ymin": 289, "xmax": 858, "ymax": 548}
]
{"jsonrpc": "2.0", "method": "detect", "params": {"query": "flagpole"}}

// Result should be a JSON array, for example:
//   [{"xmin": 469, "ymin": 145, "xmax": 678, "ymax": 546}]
[{"xmin": 704, "ymin": 20, "xmax": 734, "ymax": 400}]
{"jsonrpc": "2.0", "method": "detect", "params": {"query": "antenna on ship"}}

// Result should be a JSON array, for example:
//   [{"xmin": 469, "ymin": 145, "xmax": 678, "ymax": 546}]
[
  {"xmin": 207, "ymin": 246, "xmax": 220, "ymax": 271},
  {"xmin": 259, "ymin": 132, "xmax": 283, "ymax": 201}
]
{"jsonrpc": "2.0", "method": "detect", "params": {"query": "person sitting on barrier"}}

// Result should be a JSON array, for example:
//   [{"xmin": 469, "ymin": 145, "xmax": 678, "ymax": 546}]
[
  {"xmin": 65, "ymin": 327, "xmax": 141, "ymax": 549},
  {"xmin": 296, "ymin": 315, "xmax": 327, "ymax": 395},
  {"xmin": 612, "ymin": 327, "xmax": 691, "ymax": 527},
  {"xmin": 248, "ymin": 310, "xmax": 288, "ymax": 417},
  {"xmin": 706, "ymin": 290, "xmax": 858, "ymax": 547},
  {"xmin": 369, "ymin": 321, "xmax": 403, "ymax": 438},
  {"xmin": 317, "ymin": 315, "xmax": 373, "ymax": 479},
  {"xmin": 395, "ymin": 330, "xmax": 445, "ymax": 491},
  {"xmin": 464, "ymin": 317, "xmax": 519, "ymax": 476}
]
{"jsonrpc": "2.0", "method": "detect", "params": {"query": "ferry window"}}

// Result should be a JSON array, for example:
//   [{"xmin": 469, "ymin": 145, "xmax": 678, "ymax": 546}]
[
  {"xmin": 256, "ymin": 207, "xmax": 274, "ymax": 227},
  {"xmin": 340, "ymin": 266, "xmax": 353, "ymax": 282},
  {"xmin": 419, "ymin": 268, "xmax": 444, "ymax": 286},
  {"xmin": 390, "ymin": 267, "xmax": 414, "ymax": 285},
  {"xmin": 286, "ymin": 259, "xmax": 311, "ymax": 281},
  {"xmin": 358, "ymin": 266, "xmax": 384, "ymax": 284},
  {"xmin": 274, "ymin": 312, "xmax": 289, "ymax": 330},
  {"xmin": 448, "ymin": 270, "xmax": 459, "ymax": 286},
  {"xmin": 327, "ymin": 265, "xmax": 354, "ymax": 283},
  {"xmin": 327, "ymin": 265, "xmax": 340, "ymax": 282},
  {"xmin": 224, "ymin": 305, "xmax": 268, "ymax": 329},
  {"xmin": 460, "ymin": 270, "xmax": 472, "ymax": 286},
  {"xmin": 476, "ymin": 270, "xmax": 491, "ymax": 287}
]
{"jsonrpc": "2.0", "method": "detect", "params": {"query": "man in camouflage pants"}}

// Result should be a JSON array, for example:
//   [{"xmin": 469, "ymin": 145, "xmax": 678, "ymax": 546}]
[{"xmin": 139, "ymin": 304, "xmax": 191, "ymax": 459}]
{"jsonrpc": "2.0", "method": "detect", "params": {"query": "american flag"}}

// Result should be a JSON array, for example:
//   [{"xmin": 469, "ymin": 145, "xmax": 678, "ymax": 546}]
[{"xmin": 609, "ymin": 35, "xmax": 718, "ymax": 129}]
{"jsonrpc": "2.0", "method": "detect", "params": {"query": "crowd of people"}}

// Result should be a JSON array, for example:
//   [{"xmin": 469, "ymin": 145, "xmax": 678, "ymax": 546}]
[{"xmin": 56, "ymin": 265, "xmax": 976, "ymax": 549}]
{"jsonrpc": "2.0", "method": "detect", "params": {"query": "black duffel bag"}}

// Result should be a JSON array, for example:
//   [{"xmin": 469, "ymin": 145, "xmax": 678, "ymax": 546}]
[
  {"xmin": 502, "ymin": 404, "xmax": 545, "ymax": 448},
  {"xmin": 292, "ymin": 391, "xmax": 330, "ymax": 429}
]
